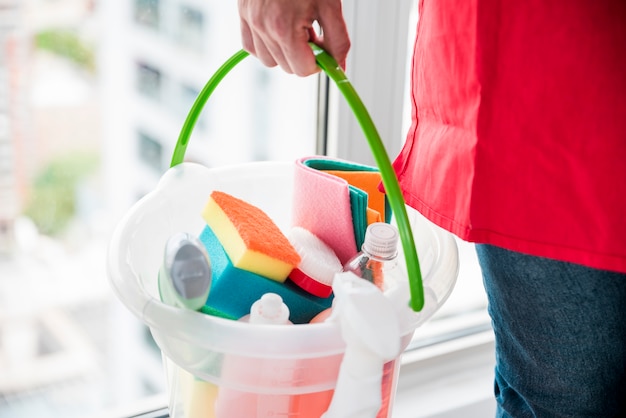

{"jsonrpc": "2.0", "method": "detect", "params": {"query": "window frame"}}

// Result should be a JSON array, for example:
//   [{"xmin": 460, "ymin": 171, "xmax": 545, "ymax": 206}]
[{"xmin": 324, "ymin": 0, "xmax": 415, "ymax": 164}]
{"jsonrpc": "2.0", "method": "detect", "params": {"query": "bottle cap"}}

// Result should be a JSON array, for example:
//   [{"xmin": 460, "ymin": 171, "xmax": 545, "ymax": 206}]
[
  {"xmin": 162, "ymin": 232, "xmax": 212, "ymax": 309},
  {"xmin": 249, "ymin": 293, "xmax": 291, "ymax": 324},
  {"xmin": 362, "ymin": 223, "xmax": 399, "ymax": 259}
]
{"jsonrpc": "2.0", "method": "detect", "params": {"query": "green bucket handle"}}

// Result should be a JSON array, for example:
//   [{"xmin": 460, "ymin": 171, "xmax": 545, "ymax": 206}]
[{"xmin": 170, "ymin": 43, "xmax": 424, "ymax": 312}]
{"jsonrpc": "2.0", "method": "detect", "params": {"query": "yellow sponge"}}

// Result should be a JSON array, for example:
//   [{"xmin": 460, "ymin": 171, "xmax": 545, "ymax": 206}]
[
  {"xmin": 202, "ymin": 191, "xmax": 300, "ymax": 282},
  {"xmin": 180, "ymin": 369, "xmax": 217, "ymax": 418}
]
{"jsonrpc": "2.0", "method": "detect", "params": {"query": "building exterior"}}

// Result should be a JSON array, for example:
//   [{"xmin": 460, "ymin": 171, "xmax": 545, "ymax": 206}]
[
  {"xmin": 100, "ymin": 0, "xmax": 317, "ymax": 221},
  {"xmin": 0, "ymin": 1, "xmax": 318, "ymax": 416}
]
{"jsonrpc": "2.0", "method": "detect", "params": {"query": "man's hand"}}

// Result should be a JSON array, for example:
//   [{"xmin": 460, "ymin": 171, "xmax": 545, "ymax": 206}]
[{"xmin": 238, "ymin": 0, "xmax": 350, "ymax": 76}]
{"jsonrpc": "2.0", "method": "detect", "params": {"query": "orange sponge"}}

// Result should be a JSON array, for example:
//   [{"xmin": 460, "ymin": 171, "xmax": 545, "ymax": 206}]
[
  {"xmin": 324, "ymin": 170, "xmax": 387, "ymax": 222},
  {"xmin": 201, "ymin": 191, "xmax": 301, "ymax": 282}
]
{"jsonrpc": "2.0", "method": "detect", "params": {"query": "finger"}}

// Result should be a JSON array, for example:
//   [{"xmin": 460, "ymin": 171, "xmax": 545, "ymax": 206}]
[
  {"xmin": 239, "ymin": 0, "xmax": 319, "ymax": 76},
  {"xmin": 281, "ymin": 28, "xmax": 320, "ymax": 76},
  {"xmin": 238, "ymin": 0, "xmax": 281, "ymax": 68},
  {"xmin": 250, "ymin": 33, "xmax": 281, "ymax": 69},
  {"xmin": 259, "ymin": 6, "xmax": 316, "ymax": 76},
  {"xmin": 317, "ymin": 1, "xmax": 351, "ymax": 69},
  {"xmin": 240, "ymin": 18, "xmax": 256, "ymax": 55},
  {"xmin": 241, "ymin": 5, "xmax": 296, "ymax": 72},
  {"xmin": 256, "ymin": 31, "xmax": 297, "ymax": 73}
]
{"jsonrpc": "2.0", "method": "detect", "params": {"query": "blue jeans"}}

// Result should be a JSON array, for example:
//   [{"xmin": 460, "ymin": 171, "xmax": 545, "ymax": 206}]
[{"xmin": 476, "ymin": 244, "xmax": 626, "ymax": 417}]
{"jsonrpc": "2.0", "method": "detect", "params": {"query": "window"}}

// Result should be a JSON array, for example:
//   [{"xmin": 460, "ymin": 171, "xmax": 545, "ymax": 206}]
[
  {"xmin": 136, "ymin": 62, "xmax": 162, "ymax": 101},
  {"xmin": 138, "ymin": 131, "xmax": 163, "ymax": 173},
  {"xmin": 178, "ymin": 5, "xmax": 204, "ymax": 51},
  {"xmin": 134, "ymin": 0, "xmax": 160, "ymax": 30}
]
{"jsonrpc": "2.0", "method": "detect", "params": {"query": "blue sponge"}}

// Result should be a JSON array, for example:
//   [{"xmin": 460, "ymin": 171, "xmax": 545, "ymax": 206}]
[{"xmin": 199, "ymin": 226, "xmax": 334, "ymax": 324}]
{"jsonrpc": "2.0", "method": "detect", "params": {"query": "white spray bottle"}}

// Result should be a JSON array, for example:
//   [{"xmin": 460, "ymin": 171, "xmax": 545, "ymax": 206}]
[{"xmin": 321, "ymin": 271, "xmax": 402, "ymax": 418}]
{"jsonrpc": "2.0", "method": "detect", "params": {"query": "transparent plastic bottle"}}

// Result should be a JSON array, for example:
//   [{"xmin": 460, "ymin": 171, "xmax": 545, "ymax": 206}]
[
  {"xmin": 343, "ymin": 222, "xmax": 400, "ymax": 291},
  {"xmin": 342, "ymin": 222, "xmax": 402, "ymax": 418}
]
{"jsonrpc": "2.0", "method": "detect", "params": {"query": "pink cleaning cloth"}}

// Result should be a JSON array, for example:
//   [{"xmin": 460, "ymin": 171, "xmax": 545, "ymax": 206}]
[{"xmin": 293, "ymin": 156, "xmax": 357, "ymax": 264}]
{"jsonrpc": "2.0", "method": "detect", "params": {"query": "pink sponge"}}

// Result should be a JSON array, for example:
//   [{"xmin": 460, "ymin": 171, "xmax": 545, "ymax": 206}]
[{"xmin": 202, "ymin": 190, "xmax": 300, "ymax": 282}]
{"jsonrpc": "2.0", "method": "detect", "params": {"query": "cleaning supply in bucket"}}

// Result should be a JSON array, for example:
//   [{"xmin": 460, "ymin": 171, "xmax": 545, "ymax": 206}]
[
  {"xmin": 342, "ymin": 222, "xmax": 407, "ymax": 417},
  {"xmin": 322, "ymin": 168, "xmax": 389, "ymax": 224},
  {"xmin": 238, "ymin": 292, "xmax": 292, "ymax": 324},
  {"xmin": 305, "ymin": 227, "xmax": 410, "ymax": 418},
  {"xmin": 107, "ymin": 160, "xmax": 457, "ymax": 418},
  {"xmin": 179, "ymin": 369, "xmax": 218, "ymax": 418},
  {"xmin": 293, "ymin": 157, "xmax": 359, "ymax": 264},
  {"xmin": 343, "ymin": 222, "xmax": 400, "ymax": 290},
  {"xmin": 321, "ymin": 272, "xmax": 402, "ymax": 418},
  {"xmin": 309, "ymin": 307, "xmax": 333, "ymax": 323},
  {"xmin": 214, "ymin": 293, "xmax": 294, "ymax": 417},
  {"xmin": 287, "ymin": 226, "xmax": 342, "ymax": 298},
  {"xmin": 202, "ymin": 190, "xmax": 301, "ymax": 282},
  {"xmin": 293, "ymin": 156, "xmax": 391, "ymax": 261},
  {"xmin": 200, "ymin": 225, "xmax": 334, "ymax": 323},
  {"xmin": 284, "ymin": 306, "xmax": 336, "ymax": 418},
  {"xmin": 301, "ymin": 258, "xmax": 410, "ymax": 418},
  {"xmin": 158, "ymin": 232, "xmax": 212, "ymax": 311}
]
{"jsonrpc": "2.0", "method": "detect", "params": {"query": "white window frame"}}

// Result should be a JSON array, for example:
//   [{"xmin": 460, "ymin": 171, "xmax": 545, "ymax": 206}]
[{"xmin": 325, "ymin": 0, "xmax": 414, "ymax": 164}]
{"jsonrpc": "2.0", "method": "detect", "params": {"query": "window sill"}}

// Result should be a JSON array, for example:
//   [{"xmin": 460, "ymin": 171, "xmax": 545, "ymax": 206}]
[
  {"xmin": 104, "ymin": 328, "xmax": 495, "ymax": 418},
  {"xmin": 395, "ymin": 322, "xmax": 496, "ymax": 418}
]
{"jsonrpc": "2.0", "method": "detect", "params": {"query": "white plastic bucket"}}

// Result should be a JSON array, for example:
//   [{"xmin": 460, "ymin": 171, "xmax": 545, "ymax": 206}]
[{"xmin": 106, "ymin": 161, "xmax": 458, "ymax": 417}]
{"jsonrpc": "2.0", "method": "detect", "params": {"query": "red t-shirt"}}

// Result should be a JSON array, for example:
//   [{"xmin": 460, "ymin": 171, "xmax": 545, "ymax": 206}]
[{"xmin": 393, "ymin": 0, "xmax": 626, "ymax": 273}]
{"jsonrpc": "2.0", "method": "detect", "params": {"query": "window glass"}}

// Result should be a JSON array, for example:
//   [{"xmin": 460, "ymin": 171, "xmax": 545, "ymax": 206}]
[
  {"xmin": 0, "ymin": 1, "xmax": 317, "ymax": 416},
  {"xmin": 136, "ymin": 62, "xmax": 162, "ymax": 100},
  {"xmin": 134, "ymin": 0, "xmax": 160, "ymax": 29},
  {"xmin": 178, "ymin": 4, "xmax": 204, "ymax": 51},
  {"xmin": 138, "ymin": 131, "xmax": 164, "ymax": 173}
]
